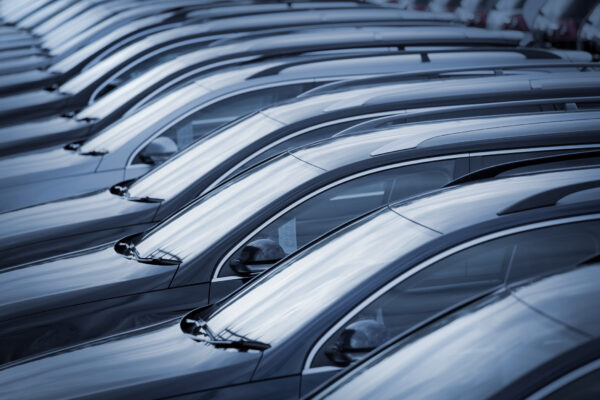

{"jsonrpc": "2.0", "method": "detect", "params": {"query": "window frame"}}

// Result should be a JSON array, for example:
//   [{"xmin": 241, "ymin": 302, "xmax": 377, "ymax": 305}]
[{"xmin": 302, "ymin": 214, "xmax": 600, "ymax": 375}]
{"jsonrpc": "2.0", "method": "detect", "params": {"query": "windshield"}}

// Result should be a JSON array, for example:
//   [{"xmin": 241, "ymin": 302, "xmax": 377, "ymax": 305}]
[
  {"xmin": 126, "ymin": 112, "xmax": 284, "ymax": 200},
  {"xmin": 75, "ymin": 44, "xmax": 239, "ymax": 120},
  {"xmin": 318, "ymin": 276, "xmax": 592, "ymax": 400},
  {"xmin": 78, "ymin": 62, "xmax": 281, "ymax": 154},
  {"xmin": 204, "ymin": 209, "xmax": 437, "ymax": 346},
  {"xmin": 52, "ymin": 13, "xmax": 176, "ymax": 78},
  {"xmin": 136, "ymin": 154, "xmax": 323, "ymax": 260},
  {"xmin": 79, "ymin": 83, "xmax": 206, "ymax": 154},
  {"xmin": 56, "ymin": 26, "xmax": 185, "ymax": 91}
]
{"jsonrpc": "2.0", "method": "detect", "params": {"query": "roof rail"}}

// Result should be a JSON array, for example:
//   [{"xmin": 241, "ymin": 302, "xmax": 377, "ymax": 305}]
[
  {"xmin": 498, "ymin": 179, "xmax": 600, "ymax": 215},
  {"xmin": 299, "ymin": 62, "xmax": 600, "ymax": 97},
  {"xmin": 247, "ymin": 46, "xmax": 568, "ymax": 79},
  {"xmin": 335, "ymin": 95, "xmax": 600, "ymax": 137},
  {"xmin": 446, "ymin": 150, "xmax": 600, "ymax": 187}
]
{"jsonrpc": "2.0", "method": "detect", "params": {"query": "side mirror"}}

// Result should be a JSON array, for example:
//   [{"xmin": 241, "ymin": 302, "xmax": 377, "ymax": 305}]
[
  {"xmin": 325, "ymin": 319, "xmax": 387, "ymax": 367},
  {"xmin": 139, "ymin": 137, "xmax": 178, "ymax": 165},
  {"xmin": 229, "ymin": 239, "xmax": 286, "ymax": 277}
]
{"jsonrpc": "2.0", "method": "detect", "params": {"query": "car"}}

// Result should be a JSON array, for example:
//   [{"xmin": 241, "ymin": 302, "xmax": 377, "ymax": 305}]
[
  {"xmin": 308, "ymin": 260, "xmax": 600, "ymax": 399},
  {"xmin": 0, "ymin": 63, "xmax": 600, "ymax": 211},
  {"xmin": 578, "ymin": 4, "xmax": 600, "ymax": 55},
  {"xmin": 531, "ymin": 0, "xmax": 597, "ymax": 48},
  {"xmin": 486, "ymin": 0, "xmax": 528, "ymax": 31},
  {"xmin": 1, "ymin": 0, "xmax": 62, "ymax": 24},
  {"xmin": 1, "ymin": 111, "xmax": 599, "ymax": 364},
  {"xmin": 0, "ymin": 166, "xmax": 598, "ymax": 398},
  {"xmin": 0, "ymin": 5, "xmax": 456, "ymax": 95},
  {"xmin": 0, "ymin": 0, "xmax": 227, "ymax": 75},
  {"xmin": 455, "ymin": 0, "xmax": 498, "ymax": 27}
]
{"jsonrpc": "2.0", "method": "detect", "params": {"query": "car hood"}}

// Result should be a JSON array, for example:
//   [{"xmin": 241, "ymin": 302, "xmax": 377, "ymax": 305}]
[
  {"xmin": 0, "ymin": 190, "xmax": 159, "ymax": 266},
  {"xmin": 0, "ymin": 320, "xmax": 262, "ymax": 399},
  {"xmin": 0, "ymin": 245, "xmax": 176, "ymax": 322}
]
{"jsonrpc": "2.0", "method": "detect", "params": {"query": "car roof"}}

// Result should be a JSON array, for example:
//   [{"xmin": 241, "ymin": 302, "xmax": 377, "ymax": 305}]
[
  {"xmin": 289, "ymin": 110, "xmax": 600, "ymax": 171},
  {"xmin": 390, "ymin": 166, "xmax": 600, "ymax": 235}
]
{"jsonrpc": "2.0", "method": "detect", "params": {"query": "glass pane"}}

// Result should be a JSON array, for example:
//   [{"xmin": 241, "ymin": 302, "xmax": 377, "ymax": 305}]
[{"xmin": 133, "ymin": 83, "xmax": 318, "ymax": 165}]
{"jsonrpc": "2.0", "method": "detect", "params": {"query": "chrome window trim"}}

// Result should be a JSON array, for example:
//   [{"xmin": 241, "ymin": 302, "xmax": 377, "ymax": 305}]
[
  {"xmin": 210, "ymin": 153, "xmax": 469, "ymax": 282},
  {"xmin": 526, "ymin": 358, "xmax": 600, "ymax": 400},
  {"xmin": 124, "ymin": 78, "xmax": 337, "ymax": 168},
  {"xmin": 300, "ymin": 214, "xmax": 600, "ymax": 373}
]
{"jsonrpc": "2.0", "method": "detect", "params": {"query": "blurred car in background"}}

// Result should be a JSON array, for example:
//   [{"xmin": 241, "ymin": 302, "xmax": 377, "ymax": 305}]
[
  {"xmin": 532, "ymin": 0, "xmax": 597, "ymax": 48},
  {"xmin": 579, "ymin": 4, "xmax": 600, "ymax": 56}
]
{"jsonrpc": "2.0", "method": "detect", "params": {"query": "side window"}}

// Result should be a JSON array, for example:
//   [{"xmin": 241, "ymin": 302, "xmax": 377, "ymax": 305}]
[
  {"xmin": 310, "ymin": 220, "xmax": 600, "ymax": 368},
  {"xmin": 132, "ymin": 83, "xmax": 320, "ymax": 165},
  {"xmin": 219, "ymin": 160, "xmax": 458, "ymax": 277},
  {"xmin": 542, "ymin": 366, "xmax": 600, "ymax": 399}
]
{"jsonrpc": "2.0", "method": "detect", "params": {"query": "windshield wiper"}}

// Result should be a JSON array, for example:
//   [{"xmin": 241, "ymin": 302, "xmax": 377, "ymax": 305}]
[
  {"xmin": 116, "ymin": 240, "xmax": 181, "ymax": 266},
  {"xmin": 79, "ymin": 149, "xmax": 108, "ymax": 156},
  {"xmin": 126, "ymin": 195, "xmax": 163, "ymax": 203},
  {"xmin": 63, "ymin": 141, "xmax": 107, "ymax": 156},
  {"xmin": 109, "ymin": 181, "xmax": 163, "ymax": 203},
  {"xmin": 184, "ymin": 318, "xmax": 270, "ymax": 352}
]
